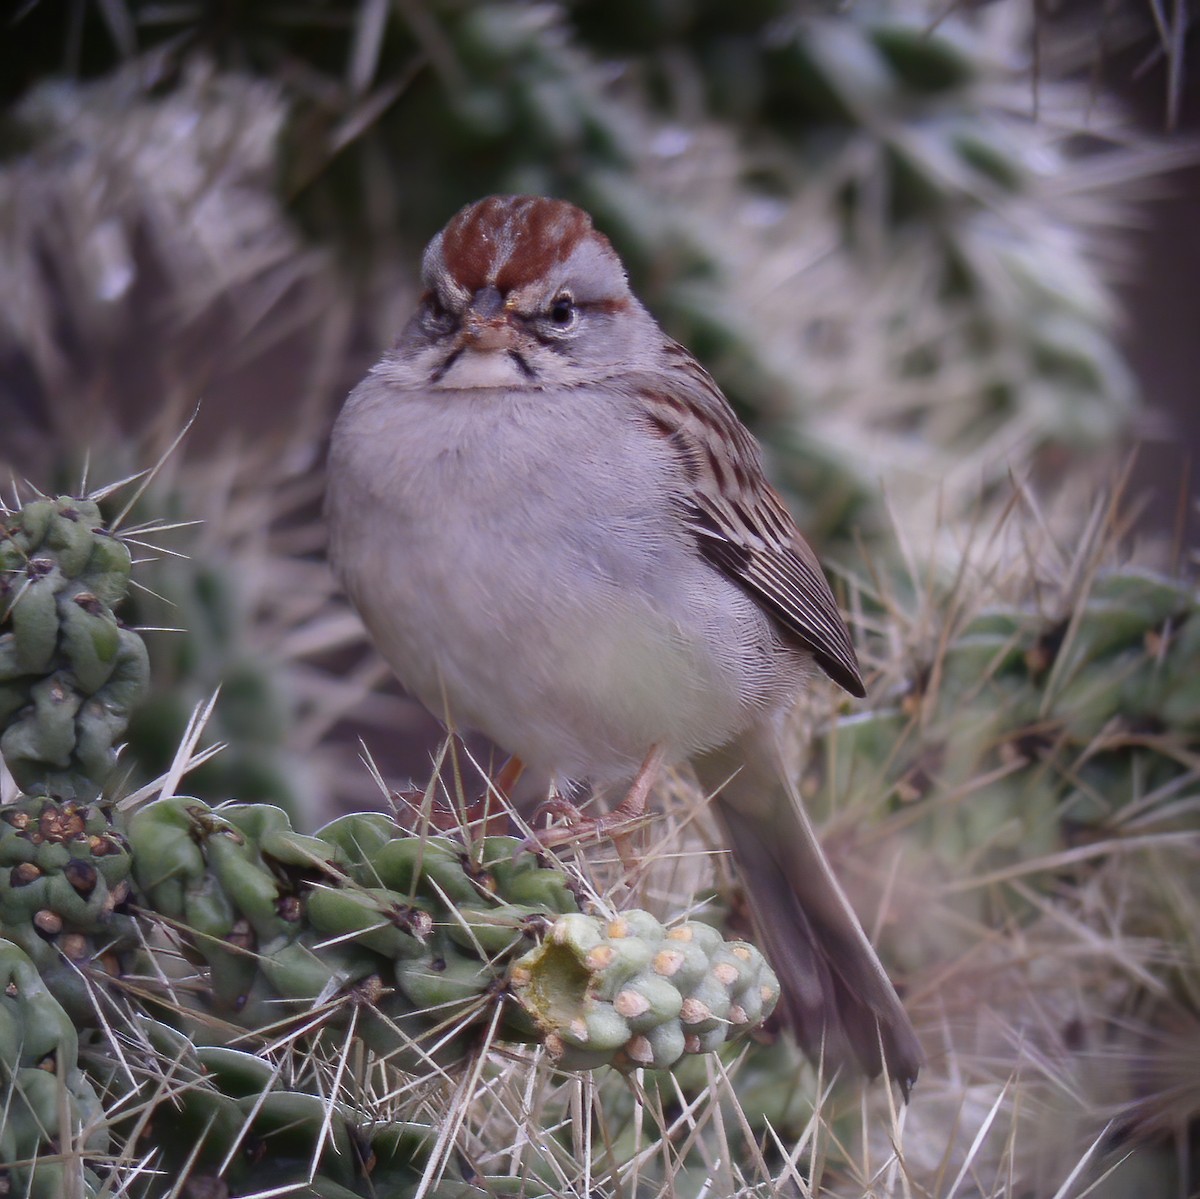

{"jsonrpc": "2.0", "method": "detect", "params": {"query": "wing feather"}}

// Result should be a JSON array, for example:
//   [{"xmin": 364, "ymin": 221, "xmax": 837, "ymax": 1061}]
[{"xmin": 633, "ymin": 355, "xmax": 866, "ymax": 698}]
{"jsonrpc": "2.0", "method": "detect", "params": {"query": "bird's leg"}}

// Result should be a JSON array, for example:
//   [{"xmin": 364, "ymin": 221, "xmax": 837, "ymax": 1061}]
[
  {"xmin": 604, "ymin": 742, "xmax": 667, "ymax": 834},
  {"xmin": 398, "ymin": 752, "xmax": 528, "ymax": 836},
  {"xmin": 445, "ymin": 754, "xmax": 526, "ymax": 836},
  {"xmin": 493, "ymin": 755, "xmax": 525, "ymax": 802},
  {"xmin": 525, "ymin": 744, "xmax": 666, "ymax": 861}
]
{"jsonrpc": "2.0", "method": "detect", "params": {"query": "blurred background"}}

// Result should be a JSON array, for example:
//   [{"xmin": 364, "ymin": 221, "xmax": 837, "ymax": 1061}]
[{"xmin": 1, "ymin": 5, "xmax": 1198, "ymax": 1193}]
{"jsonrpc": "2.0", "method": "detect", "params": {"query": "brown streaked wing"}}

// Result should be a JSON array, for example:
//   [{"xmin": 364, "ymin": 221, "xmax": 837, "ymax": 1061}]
[{"xmin": 635, "ymin": 354, "xmax": 866, "ymax": 699}]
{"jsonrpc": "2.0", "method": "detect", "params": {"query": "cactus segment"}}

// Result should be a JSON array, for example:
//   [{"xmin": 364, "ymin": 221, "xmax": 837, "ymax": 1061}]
[
  {"xmin": 0, "ymin": 796, "xmax": 140, "ymax": 1021},
  {"xmin": 91, "ymin": 1015, "xmax": 476, "ymax": 1195},
  {"xmin": 0, "ymin": 497, "xmax": 146, "ymax": 798},
  {"xmin": 119, "ymin": 797, "xmax": 780, "ymax": 1073},
  {"xmin": 816, "ymin": 566, "xmax": 1200, "ymax": 869},
  {"xmin": 510, "ymin": 910, "xmax": 780, "ymax": 1070},
  {"xmin": 0, "ymin": 939, "xmax": 107, "ymax": 1197}
]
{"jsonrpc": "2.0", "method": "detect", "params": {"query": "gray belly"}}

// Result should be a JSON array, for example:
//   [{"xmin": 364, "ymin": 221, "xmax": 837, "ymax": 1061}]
[{"xmin": 329, "ymin": 382, "xmax": 799, "ymax": 782}]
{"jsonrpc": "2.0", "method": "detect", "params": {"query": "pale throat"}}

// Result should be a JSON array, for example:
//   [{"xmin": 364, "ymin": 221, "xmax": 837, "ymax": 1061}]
[{"xmin": 436, "ymin": 346, "xmax": 535, "ymax": 389}]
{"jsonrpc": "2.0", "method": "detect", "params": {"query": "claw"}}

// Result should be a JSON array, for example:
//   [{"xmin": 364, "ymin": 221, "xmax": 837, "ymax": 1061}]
[
  {"xmin": 530, "ymin": 795, "xmax": 587, "ymax": 826},
  {"xmin": 516, "ymin": 744, "xmax": 668, "ymax": 868}
]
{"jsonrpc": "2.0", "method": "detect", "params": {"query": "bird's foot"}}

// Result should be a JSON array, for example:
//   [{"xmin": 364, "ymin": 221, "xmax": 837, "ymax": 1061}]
[{"xmin": 519, "ymin": 745, "xmax": 666, "ymax": 869}]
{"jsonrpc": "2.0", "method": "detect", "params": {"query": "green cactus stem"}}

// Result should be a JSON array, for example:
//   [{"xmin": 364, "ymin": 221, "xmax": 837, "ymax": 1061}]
[
  {"xmin": 0, "ymin": 497, "xmax": 148, "ymax": 799},
  {"xmin": 120, "ymin": 798, "xmax": 778, "ymax": 1074}
]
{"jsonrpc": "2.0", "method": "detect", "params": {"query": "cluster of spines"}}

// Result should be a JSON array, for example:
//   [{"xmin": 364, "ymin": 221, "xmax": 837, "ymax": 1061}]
[
  {"xmin": 122, "ymin": 797, "xmax": 777, "ymax": 1074},
  {"xmin": 813, "ymin": 565, "xmax": 1199, "ymax": 873},
  {"xmin": 90, "ymin": 1016, "xmax": 498, "ymax": 1197}
]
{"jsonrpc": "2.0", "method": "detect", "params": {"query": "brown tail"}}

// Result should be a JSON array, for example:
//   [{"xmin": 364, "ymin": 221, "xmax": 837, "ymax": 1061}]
[{"xmin": 695, "ymin": 724, "xmax": 922, "ymax": 1098}]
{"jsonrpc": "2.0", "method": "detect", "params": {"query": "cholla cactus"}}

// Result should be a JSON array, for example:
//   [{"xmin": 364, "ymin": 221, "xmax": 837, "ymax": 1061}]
[
  {"xmin": 512, "ymin": 909, "xmax": 778, "ymax": 1071},
  {"xmin": 0, "ymin": 475, "xmax": 1196, "ymax": 1198},
  {"xmin": 90, "ymin": 1015, "xmax": 509, "ymax": 1197},
  {"xmin": 811, "ymin": 485, "xmax": 1200, "ymax": 884},
  {"xmin": 813, "ymin": 562, "xmax": 1199, "ymax": 889},
  {"xmin": 0, "ymin": 497, "xmax": 148, "ymax": 799},
  {"xmin": 792, "ymin": 491, "xmax": 1200, "ymax": 1195},
  {"xmin": 0, "ymin": 938, "xmax": 107, "ymax": 1199},
  {"xmin": 0, "ymin": 796, "xmax": 139, "ymax": 1024},
  {"xmin": 124, "ymin": 796, "xmax": 777, "ymax": 1074}
]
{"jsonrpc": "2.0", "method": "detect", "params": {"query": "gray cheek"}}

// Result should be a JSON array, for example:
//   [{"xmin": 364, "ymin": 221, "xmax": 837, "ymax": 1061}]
[
  {"xmin": 569, "ymin": 312, "xmax": 644, "ymax": 371},
  {"xmin": 386, "ymin": 315, "xmax": 431, "ymax": 359}
]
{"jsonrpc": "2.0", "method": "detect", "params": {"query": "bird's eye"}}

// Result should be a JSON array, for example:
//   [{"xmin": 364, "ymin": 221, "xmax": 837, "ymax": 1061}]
[{"xmin": 547, "ymin": 293, "xmax": 577, "ymax": 329}]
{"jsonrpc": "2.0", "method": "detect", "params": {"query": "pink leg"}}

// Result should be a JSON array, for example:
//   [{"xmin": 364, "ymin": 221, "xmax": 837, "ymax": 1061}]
[
  {"xmin": 493, "ymin": 755, "xmax": 525, "ymax": 800},
  {"xmin": 525, "ymin": 744, "xmax": 666, "ymax": 857}
]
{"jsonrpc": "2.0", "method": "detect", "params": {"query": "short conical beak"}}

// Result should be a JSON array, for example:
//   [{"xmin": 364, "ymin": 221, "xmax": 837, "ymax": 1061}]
[{"xmin": 462, "ymin": 286, "xmax": 515, "ymax": 350}]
